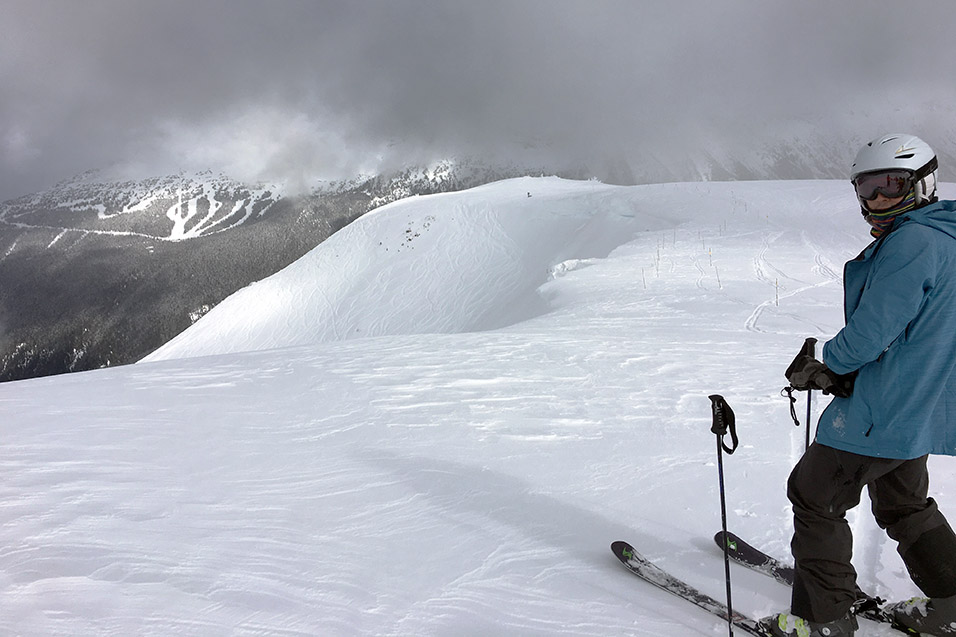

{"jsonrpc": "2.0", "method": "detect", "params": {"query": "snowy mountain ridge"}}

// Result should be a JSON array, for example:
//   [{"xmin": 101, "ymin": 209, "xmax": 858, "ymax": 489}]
[
  {"xmin": 144, "ymin": 177, "xmax": 637, "ymax": 361},
  {"xmin": 0, "ymin": 158, "xmax": 541, "ymax": 381}
]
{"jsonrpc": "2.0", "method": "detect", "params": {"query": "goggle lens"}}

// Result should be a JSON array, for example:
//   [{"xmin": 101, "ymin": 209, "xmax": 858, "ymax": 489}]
[{"xmin": 853, "ymin": 170, "xmax": 914, "ymax": 201}]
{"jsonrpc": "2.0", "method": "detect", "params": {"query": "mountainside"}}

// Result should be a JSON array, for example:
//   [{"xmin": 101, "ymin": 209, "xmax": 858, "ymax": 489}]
[
  {"xmin": 0, "ymin": 160, "xmax": 537, "ymax": 382},
  {"xmin": 0, "ymin": 170, "xmax": 284, "ymax": 241},
  {"xmin": 5, "ymin": 178, "xmax": 953, "ymax": 635}
]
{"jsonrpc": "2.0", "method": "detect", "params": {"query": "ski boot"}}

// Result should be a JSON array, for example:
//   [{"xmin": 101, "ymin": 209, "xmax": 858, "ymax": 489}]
[
  {"xmin": 761, "ymin": 610, "xmax": 857, "ymax": 637},
  {"xmin": 884, "ymin": 594, "xmax": 956, "ymax": 635}
]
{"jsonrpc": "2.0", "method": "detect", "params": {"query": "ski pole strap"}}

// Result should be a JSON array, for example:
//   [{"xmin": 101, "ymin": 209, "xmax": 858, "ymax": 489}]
[
  {"xmin": 781, "ymin": 386, "xmax": 801, "ymax": 427},
  {"xmin": 708, "ymin": 394, "xmax": 739, "ymax": 454}
]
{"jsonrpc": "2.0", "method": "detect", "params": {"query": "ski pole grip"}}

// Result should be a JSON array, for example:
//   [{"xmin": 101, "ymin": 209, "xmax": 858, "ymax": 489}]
[
  {"xmin": 709, "ymin": 394, "xmax": 733, "ymax": 435},
  {"xmin": 709, "ymin": 395, "xmax": 739, "ymax": 454},
  {"xmin": 801, "ymin": 336, "xmax": 818, "ymax": 359}
]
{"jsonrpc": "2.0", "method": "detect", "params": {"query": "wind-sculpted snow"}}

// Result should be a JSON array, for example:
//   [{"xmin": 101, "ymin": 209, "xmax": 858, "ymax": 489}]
[{"xmin": 4, "ymin": 178, "xmax": 955, "ymax": 636}]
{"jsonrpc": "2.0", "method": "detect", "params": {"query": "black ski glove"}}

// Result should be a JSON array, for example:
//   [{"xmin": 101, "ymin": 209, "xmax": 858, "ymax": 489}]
[{"xmin": 785, "ymin": 354, "xmax": 855, "ymax": 398}]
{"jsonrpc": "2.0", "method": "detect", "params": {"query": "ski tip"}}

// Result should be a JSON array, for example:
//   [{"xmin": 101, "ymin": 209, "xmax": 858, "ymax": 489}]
[
  {"xmin": 610, "ymin": 540, "xmax": 635, "ymax": 561},
  {"xmin": 714, "ymin": 530, "xmax": 741, "ymax": 552}
]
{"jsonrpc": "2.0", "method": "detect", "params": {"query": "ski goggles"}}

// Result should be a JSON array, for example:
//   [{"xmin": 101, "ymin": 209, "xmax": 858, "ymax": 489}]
[{"xmin": 852, "ymin": 169, "xmax": 914, "ymax": 201}]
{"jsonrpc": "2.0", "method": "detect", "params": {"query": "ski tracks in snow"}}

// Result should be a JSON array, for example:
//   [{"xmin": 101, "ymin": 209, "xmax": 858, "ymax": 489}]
[{"xmin": 744, "ymin": 229, "xmax": 840, "ymax": 334}]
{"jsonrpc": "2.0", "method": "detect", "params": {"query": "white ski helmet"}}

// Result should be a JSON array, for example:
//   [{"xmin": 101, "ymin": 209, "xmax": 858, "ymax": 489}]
[{"xmin": 851, "ymin": 133, "xmax": 938, "ymax": 207}]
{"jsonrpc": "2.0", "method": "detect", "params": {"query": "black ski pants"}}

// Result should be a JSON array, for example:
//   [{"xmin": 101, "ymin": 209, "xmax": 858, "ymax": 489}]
[{"xmin": 788, "ymin": 442, "xmax": 956, "ymax": 623}]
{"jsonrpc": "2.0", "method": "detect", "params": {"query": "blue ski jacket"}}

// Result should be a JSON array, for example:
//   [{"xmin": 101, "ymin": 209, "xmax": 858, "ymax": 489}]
[{"xmin": 817, "ymin": 199, "xmax": 956, "ymax": 459}]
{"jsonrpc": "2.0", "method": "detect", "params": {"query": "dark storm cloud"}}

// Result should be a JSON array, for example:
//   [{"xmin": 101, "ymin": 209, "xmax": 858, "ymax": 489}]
[{"xmin": 3, "ymin": 0, "xmax": 956, "ymax": 200}]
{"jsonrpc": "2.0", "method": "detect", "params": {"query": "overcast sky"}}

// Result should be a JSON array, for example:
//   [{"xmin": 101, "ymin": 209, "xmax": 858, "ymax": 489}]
[{"xmin": 3, "ymin": 0, "xmax": 956, "ymax": 201}]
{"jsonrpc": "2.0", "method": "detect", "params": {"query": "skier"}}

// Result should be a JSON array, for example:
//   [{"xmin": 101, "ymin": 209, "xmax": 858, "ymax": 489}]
[{"xmin": 768, "ymin": 133, "xmax": 956, "ymax": 637}]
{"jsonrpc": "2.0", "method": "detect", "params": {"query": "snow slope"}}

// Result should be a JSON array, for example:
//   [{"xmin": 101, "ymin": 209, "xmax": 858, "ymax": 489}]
[
  {"xmin": 5, "ymin": 177, "xmax": 956, "ymax": 636},
  {"xmin": 143, "ymin": 177, "xmax": 665, "ymax": 360}
]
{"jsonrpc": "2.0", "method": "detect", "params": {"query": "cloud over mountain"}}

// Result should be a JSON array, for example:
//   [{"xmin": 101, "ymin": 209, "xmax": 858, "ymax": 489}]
[{"xmin": 4, "ymin": 0, "xmax": 956, "ymax": 202}]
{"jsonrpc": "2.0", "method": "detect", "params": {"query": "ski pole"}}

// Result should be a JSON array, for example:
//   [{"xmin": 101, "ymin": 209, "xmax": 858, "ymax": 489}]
[
  {"xmin": 803, "ymin": 337, "xmax": 817, "ymax": 452},
  {"xmin": 709, "ymin": 394, "xmax": 739, "ymax": 637}
]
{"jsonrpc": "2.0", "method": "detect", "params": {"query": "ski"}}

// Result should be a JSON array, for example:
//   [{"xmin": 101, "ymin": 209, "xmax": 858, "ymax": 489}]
[
  {"xmin": 714, "ymin": 531, "xmax": 917, "ymax": 634},
  {"xmin": 611, "ymin": 540, "xmax": 771, "ymax": 636}
]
